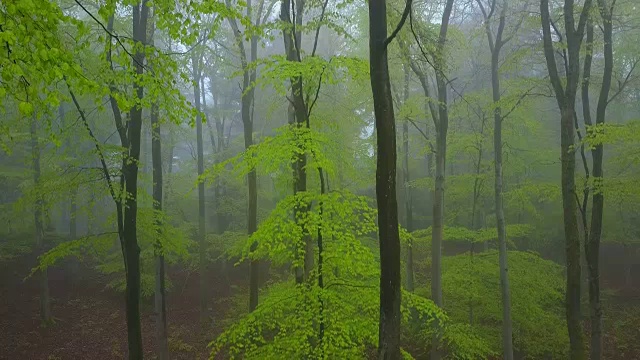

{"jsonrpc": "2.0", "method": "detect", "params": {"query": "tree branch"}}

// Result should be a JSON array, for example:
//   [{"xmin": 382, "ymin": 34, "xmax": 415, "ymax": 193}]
[{"xmin": 383, "ymin": 0, "xmax": 413, "ymax": 50}]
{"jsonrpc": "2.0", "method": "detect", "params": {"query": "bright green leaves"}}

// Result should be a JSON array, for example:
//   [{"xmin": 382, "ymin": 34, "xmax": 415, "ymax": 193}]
[
  {"xmin": 583, "ymin": 121, "xmax": 640, "ymax": 149},
  {"xmin": 413, "ymin": 251, "xmax": 568, "ymax": 358},
  {"xmin": 18, "ymin": 102, "xmax": 34, "ymax": 116},
  {"xmin": 252, "ymin": 55, "xmax": 369, "ymax": 96},
  {"xmin": 200, "ymin": 124, "xmax": 339, "ymax": 187},
  {"xmin": 209, "ymin": 281, "xmax": 376, "ymax": 359},
  {"xmin": 210, "ymin": 269, "xmax": 446, "ymax": 359},
  {"xmin": 409, "ymin": 224, "xmax": 532, "ymax": 245},
  {"xmin": 242, "ymin": 190, "xmax": 377, "ymax": 268}
]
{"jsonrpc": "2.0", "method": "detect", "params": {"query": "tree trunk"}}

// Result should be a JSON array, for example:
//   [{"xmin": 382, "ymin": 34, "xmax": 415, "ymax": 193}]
[
  {"xmin": 477, "ymin": 1, "xmax": 515, "ymax": 356},
  {"xmin": 431, "ymin": 2, "xmax": 454, "ymax": 359},
  {"xmin": 585, "ymin": 2, "xmax": 613, "ymax": 358},
  {"xmin": 151, "ymin": 101, "xmax": 168, "ymax": 360},
  {"xmin": 560, "ymin": 106, "xmax": 584, "ymax": 359},
  {"xmin": 281, "ymin": 0, "xmax": 313, "ymax": 284},
  {"xmin": 150, "ymin": 13, "xmax": 168, "ymax": 354},
  {"xmin": 192, "ymin": 52, "xmax": 207, "ymax": 320},
  {"xmin": 245, "ymin": 94, "xmax": 259, "ymax": 311},
  {"xmin": 246, "ymin": 36, "xmax": 259, "ymax": 315},
  {"xmin": 368, "ymin": 0, "xmax": 402, "ymax": 357},
  {"xmin": 123, "ymin": 4, "xmax": 149, "ymax": 358},
  {"xmin": 402, "ymin": 66, "xmax": 414, "ymax": 292},
  {"xmin": 31, "ymin": 114, "xmax": 52, "ymax": 325},
  {"xmin": 492, "ymin": 40, "xmax": 515, "ymax": 360},
  {"xmin": 317, "ymin": 167, "xmax": 326, "ymax": 353},
  {"xmin": 225, "ymin": 0, "xmax": 261, "ymax": 310},
  {"xmin": 142, "ymin": 16, "xmax": 169, "ymax": 359},
  {"xmin": 540, "ymin": 1, "xmax": 591, "ymax": 357}
]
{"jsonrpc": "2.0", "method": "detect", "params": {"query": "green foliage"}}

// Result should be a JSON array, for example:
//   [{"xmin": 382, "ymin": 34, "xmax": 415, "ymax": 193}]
[
  {"xmin": 31, "ymin": 205, "xmax": 193, "ymax": 296},
  {"xmin": 210, "ymin": 279, "xmax": 447, "ymax": 359},
  {"xmin": 441, "ymin": 323, "xmax": 495, "ymax": 360},
  {"xmin": 243, "ymin": 190, "xmax": 376, "ymax": 270},
  {"xmin": 436, "ymin": 251, "xmax": 568, "ymax": 358},
  {"xmin": 410, "ymin": 224, "xmax": 532, "ymax": 245},
  {"xmin": 201, "ymin": 124, "xmax": 342, "ymax": 189}
]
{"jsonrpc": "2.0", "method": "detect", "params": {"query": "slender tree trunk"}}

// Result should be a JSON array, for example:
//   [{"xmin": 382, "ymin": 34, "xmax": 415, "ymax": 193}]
[
  {"xmin": 31, "ymin": 114, "xmax": 52, "ymax": 325},
  {"xmin": 560, "ymin": 106, "xmax": 584, "ymax": 359},
  {"xmin": 123, "ymin": 3, "xmax": 149, "ymax": 358},
  {"xmin": 431, "ymin": 3, "xmax": 454, "ymax": 359},
  {"xmin": 151, "ymin": 101, "xmax": 168, "ymax": 360},
  {"xmin": 192, "ymin": 52, "xmax": 207, "ymax": 320},
  {"xmin": 244, "ymin": 93, "xmax": 259, "ymax": 311},
  {"xmin": 540, "ymin": 1, "xmax": 591, "ymax": 357},
  {"xmin": 468, "ymin": 115, "xmax": 484, "ymax": 327},
  {"xmin": 491, "ymin": 35, "xmax": 515, "ymax": 360},
  {"xmin": 585, "ymin": 2, "xmax": 613, "ymax": 358},
  {"xmin": 368, "ymin": 0, "xmax": 402, "ymax": 357},
  {"xmin": 281, "ymin": 0, "xmax": 313, "ymax": 284},
  {"xmin": 402, "ymin": 66, "xmax": 414, "ymax": 292},
  {"xmin": 317, "ymin": 167, "xmax": 326, "ymax": 353},
  {"xmin": 474, "ymin": 1, "xmax": 516, "ymax": 356},
  {"xmin": 226, "ymin": 0, "xmax": 262, "ymax": 309},
  {"xmin": 149, "ymin": 15, "xmax": 168, "ymax": 357}
]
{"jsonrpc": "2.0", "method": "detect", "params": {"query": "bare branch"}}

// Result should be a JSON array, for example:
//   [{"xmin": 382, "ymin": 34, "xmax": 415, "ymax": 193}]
[{"xmin": 383, "ymin": 0, "xmax": 413, "ymax": 50}]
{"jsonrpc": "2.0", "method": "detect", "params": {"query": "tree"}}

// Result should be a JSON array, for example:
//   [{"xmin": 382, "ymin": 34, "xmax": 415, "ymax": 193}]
[
  {"xmin": 225, "ymin": 0, "xmax": 263, "ymax": 311},
  {"xmin": 150, "ymin": 10, "xmax": 169, "ymax": 359},
  {"xmin": 401, "ymin": 65, "xmax": 415, "ymax": 292},
  {"xmin": 540, "ymin": 0, "xmax": 592, "ymax": 358},
  {"xmin": 280, "ymin": 0, "xmax": 315, "ymax": 283},
  {"xmin": 475, "ymin": 0, "xmax": 523, "ymax": 357},
  {"xmin": 406, "ymin": 1, "xmax": 455, "ymax": 358},
  {"xmin": 123, "ymin": 3, "xmax": 149, "ymax": 357},
  {"xmin": 579, "ymin": 0, "xmax": 626, "ymax": 357},
  {"xmin": 70, "ymin": 3, "xmax": 150, "ymax": 357},
  {"xmin": 367, "ymin": 0, "xmax": 411, "ymax": 357}
]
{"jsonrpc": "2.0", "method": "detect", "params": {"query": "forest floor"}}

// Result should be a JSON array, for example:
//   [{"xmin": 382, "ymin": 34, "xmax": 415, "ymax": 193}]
[
  {"xmin": 1, "ymin": 253, "xmax": 639, "ymax": 359},
  {"xmin": 0, "ymin": 255, "xmax": 238, "ymax": 360}
]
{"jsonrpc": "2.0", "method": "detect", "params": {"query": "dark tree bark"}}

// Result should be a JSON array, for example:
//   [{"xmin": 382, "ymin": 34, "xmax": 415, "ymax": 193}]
[
  {"xmin": 281, "ymin": 0, "xmax": 314, "ymax": 284},
  {"xmin": 68, "ymin": 8, "xmax": 146, "ymax": 352},
  {"xmin": 401, "ymin": 7, "xmax": 451, "ymax": 357},
  {"xmin": 122, "ymin": 3, "xmax": 150, "ymax": 358},
  {"xmin": 582, "ymin": 1, "xmax": 614, "ymax": 358},
  {"xmin": 367, "ymin": 0, "xmax": 411, "ymax": 356},
  {"xmin": 540, "ymin": 0, "xmax": 592, "ymax": 358},
  {"xmin": 317, "ymin": 167, "xmax": 326, "ymax": 353},
  {"xmin": 151, "ymin": 101, "xmax": 168, "ymax": 360},
  {"xmin": 226, "ymin": 0, "xmax": 262, "ymax": 310},
  {"xmin": 149, "ymin": 14, "xmax": 168, "ymax": 359},
  {"xmin": 30, "ymin": 113, "xmax": 52, "ymax": 325},
  {"xmin": 192, "ymin": 52, "xmax": 208, "ymax": 320}
]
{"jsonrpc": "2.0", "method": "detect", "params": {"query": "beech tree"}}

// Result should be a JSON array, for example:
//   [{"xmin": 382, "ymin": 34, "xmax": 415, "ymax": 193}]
[
  {"xmin": 540, "ymin": 0, "xmax": 592, "ymax": 358},
  {"xmin": 367, "ymin": 0, "xmax": 412, "ymax": 356},
  {"xmin": 474, "ymin": 0, "xmax": 525, "ymax": 357}
]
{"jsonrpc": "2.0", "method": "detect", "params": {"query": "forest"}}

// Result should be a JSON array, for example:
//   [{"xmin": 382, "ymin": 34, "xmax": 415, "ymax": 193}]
[{"xmin": 1, "ymin": 0, "xmax": 639, "ymax": 359}]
